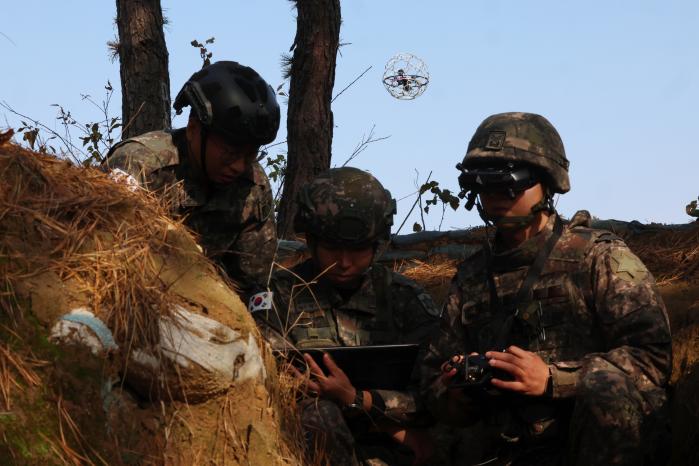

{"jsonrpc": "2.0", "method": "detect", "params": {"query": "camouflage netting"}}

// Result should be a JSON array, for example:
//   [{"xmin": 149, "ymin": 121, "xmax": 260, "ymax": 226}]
[{"xmin": 0, "ymin": 133, "xmax": 305, "ymax": 465}]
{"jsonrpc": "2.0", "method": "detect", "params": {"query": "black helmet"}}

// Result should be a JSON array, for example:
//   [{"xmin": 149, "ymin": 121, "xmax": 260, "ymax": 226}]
[{"xmin": 173, "ymin": 61, "xmax": 280, "ymax": 146}]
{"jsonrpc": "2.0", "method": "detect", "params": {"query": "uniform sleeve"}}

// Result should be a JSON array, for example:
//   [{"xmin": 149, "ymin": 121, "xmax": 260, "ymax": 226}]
[
  {"xmin": 549, "ymin": 239, "xmax": 672, "ymax": 398},
  {"xmin": 368, "ymin": 278, "xmax": 440, "ymax": 425},
  {"xmin": 418, "ymin": 272, "xmax": 485, "ymax": 424},
  {"xmin": 102, "ymin": 142, "xmax": 153, "ymax": 187},
  {"xmin": 224, "ymin": 163, "xmax": 278, "ymax": 297}
]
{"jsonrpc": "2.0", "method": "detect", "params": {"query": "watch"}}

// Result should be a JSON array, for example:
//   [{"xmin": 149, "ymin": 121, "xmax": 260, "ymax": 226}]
[{"xmin": 342, "ymin": 390, "xmax": 364, "ymax": 417}]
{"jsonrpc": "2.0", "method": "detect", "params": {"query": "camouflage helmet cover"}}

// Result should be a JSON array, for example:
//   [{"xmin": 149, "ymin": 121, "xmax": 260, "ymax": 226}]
[
  {"xmin": 294, "ymin": 167, "xmax": 397, "ymax": 245},
  {"xmin": 460, "ymin": 112, "xmax": 570, "ymax": 193}
]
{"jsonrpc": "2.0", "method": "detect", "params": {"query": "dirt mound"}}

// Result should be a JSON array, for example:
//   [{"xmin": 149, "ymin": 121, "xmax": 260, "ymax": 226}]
[{"xmin": 0, "ymin": 138, "xmax": 305, "ymax": 465}]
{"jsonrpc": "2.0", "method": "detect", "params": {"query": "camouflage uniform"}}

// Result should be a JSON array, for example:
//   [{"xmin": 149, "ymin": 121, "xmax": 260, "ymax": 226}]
[
  {"xmin": 104, "ymin": 129, "xmax": 276, "ymax": 295},
  {"xmin": 421, "ymin": 210, "xmax": 672, "ymax": 465},
  {"xmin": 252, "ymin": 167, "xmax": 440, "ymax": 465},
  {"xmin": 257, "ymin": 258, "xmax": 440, "ymax": 466},
  {"xmin": 422, "ymin": 112, "xmax": 672, "ymax": 465}
]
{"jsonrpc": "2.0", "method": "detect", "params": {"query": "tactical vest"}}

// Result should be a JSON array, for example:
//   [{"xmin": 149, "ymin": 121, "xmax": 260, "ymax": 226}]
[
  {"xmin": 285, "ymin": 265, "xmax": 402, "ymax": 349},
  {"xmin": 467, "ymin": 223, "xmax": 617, "ymax": 364}
]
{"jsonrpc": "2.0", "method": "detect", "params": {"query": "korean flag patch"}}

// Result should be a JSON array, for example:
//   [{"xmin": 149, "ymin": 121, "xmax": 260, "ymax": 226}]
[{"xmin": 248, "ymin": 291, "xmax": 273, "ymax": 313}]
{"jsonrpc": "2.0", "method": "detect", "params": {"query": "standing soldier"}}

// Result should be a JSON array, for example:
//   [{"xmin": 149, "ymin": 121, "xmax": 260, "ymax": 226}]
[
  {"xmin": 421, "ymin": 112, "xmax": 671, "ymax": 465},
  {"xmin": 104, "ymin": 61, "xmax": 280, "ymax": 297},
  {"xmin": 253, "ymin": 167, "xmax": 440, "ymax": 466}
]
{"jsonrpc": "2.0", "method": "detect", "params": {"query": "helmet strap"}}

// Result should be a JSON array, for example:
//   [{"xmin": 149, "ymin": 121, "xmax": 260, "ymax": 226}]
[
  {"xmin": 199, "ymin": 125, "xmax": 210, "ymax": 184},
  {"xmin": 476, "ymin": 192, "xmax": 555, "ymax": 230}
]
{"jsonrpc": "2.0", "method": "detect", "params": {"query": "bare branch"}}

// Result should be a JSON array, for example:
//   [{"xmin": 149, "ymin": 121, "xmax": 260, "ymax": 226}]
[
  {"xmin": 340, "ymin": 124, "xmax": 391, "ymax": 167},
  {"xmin": 394, "ymin": 171, "xmax": 432, "ymax": 236},
  {"xmin": 331, "ymin": 65, "xmax": 372, "ymax": 103}
]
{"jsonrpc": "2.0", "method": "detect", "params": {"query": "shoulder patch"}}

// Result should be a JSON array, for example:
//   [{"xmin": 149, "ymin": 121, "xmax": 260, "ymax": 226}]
[
  {"xmin": 609, "ymin": 249, "xmax": 649, "ymax": 284},
  {"xmin": 248, "ymin": 291, "xmax": 274, "ymax": 313}
]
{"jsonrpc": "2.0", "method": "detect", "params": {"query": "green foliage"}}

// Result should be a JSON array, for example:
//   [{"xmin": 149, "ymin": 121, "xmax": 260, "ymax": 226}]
[
  {"xmin": 259, "ymin": 149, "xmax": 287, "ymax": 212},
  {"xmin": 191, "ymin": 37, "xmax": 215, "ymax": 68},
  {"xmin": 408, "ymin": 179, "xmax": 461, "ymax": 232},
  {"xmin": 420, "ymin": 180, "xmax": 460, "ymax": 214}
]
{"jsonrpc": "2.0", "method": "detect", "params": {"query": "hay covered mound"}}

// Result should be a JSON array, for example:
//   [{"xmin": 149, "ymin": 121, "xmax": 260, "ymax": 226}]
[{"xmin": 0, "ymin": 136, "xmax": 304, "ymax": 465}]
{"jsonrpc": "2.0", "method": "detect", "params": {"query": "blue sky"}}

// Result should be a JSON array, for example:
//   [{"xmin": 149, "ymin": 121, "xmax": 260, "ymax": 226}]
[{"xmin": 2, "ymin": 1, "xmax": 698, "ymax": 230}]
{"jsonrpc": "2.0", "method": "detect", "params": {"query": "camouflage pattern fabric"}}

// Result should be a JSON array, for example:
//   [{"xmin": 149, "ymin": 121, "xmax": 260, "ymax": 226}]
[
  {"xmin": 421, "ymin": 211, "xmax": 672, "ymax": 466},
  {"xmin": 257, "ymin": 259, "xmax": 440, "ymax": 465},
  {"xmin": 686, "ymin": 199, "xmax": 699, "ymax": 218},
  {"xmin": 461, "ymin": 112, "xmax": 570, "ymax": 194},
  {"xmin": 103, "ymin": 129, "xmax": 277, "ymax": 296},
  {"xmin": 294, "ymin": 167, "xmax": 396, "ymax": 246}
]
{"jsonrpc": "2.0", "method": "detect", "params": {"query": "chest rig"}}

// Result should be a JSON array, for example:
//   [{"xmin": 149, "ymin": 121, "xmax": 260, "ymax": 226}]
[
  {"xmin": 287, "ymin": 265, "xmax": 399, "ymax": 348},
  {"xmin": 469, "ymin": 217, "xmax": 606, "ymax": 363}
]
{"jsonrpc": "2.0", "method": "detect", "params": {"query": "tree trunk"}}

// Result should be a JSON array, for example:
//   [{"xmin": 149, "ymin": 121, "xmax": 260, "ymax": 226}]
[
  {"xmin": 276, "ymin": 0, "xmax": 341, "ymax": 239},
  {"xmin": 115, "ymin": 0, "xmax": 171, "ymax": 139}
]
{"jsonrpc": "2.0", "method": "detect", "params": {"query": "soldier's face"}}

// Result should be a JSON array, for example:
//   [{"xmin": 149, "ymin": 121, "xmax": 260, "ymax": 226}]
[
  {"xmin": 186, "ymin": 118, "xmax": 258, "ymax": 184},
  {"xmin": 204, "ymin": 133, "xmax": 258, "ymax": 185},
  {"xmin": 311, "ymin": 239, "xmax": 375, "ymax": 289},
  {"xmin": 480, "ymin": 182, "xmax": 546, "ymax": 219}
]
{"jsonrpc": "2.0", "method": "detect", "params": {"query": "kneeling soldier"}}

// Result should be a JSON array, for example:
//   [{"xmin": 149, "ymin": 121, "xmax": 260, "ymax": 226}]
[
  {"xmin": 421, "ymin": 112, "xmax": 671, "ymax": 466},
  {"xmin": 253, "ymin": 167, "xmax": 440, "ymax": 466}
]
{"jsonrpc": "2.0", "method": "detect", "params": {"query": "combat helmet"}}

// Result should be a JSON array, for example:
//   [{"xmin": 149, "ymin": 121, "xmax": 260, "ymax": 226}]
[
  {"xmin": 456, "ymin": 112, "xmax": 570, "ymax": 226},
  {"xmin": 173, "ymin": 60, "xmax": 280, "ymax": 146},
  {"xmin": 294, "ymin": 167, "xmax": 397, "ymax": 246}
]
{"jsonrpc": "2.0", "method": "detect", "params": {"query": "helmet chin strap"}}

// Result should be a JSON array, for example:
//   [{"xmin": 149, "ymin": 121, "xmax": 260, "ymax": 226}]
[
  {"xmin": 474, "ymin": 192, "xmax": 555, "ymax": 230},
  {"xmin": 199, "ymin": 125, "xmax": 210, "ymax": 183}
]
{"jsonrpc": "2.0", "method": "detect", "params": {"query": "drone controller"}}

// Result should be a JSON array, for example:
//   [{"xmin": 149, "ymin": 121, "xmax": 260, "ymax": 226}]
[{"xmin": 448, "ymin": 354, "xmax": 513, "ymax": 390}]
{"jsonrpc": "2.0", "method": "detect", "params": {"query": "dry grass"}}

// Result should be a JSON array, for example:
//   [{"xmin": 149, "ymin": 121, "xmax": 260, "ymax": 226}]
[
  {"xmin": 0, "ymin": 142, "xmax": 305, "ymax": 464},
  {"xmin": 0, "ymin": 143, "xmax": 194, "ymax": 349},
  {"xmin": 397, "ymin": 259, "xmax": 457, "ymax": 288},
  {"xmin": 625, "ymin": 226, "xmax": 699, "ymax": 286},
  {"xmin": 0, "ymin": 343, "xmax": 42, "ymax": 411}
]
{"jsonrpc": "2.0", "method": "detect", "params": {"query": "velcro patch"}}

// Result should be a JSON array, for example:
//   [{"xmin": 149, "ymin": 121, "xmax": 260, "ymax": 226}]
[
  {"xmin": 248, "ymin": 291, "xmax": 273, "ymax": 313},
  {"xmin": 484, "ymin": 131, "xmax": 506, "ymax": 150},
  {"xmin": 610, "ymin": 249, "xmax": 649, "ymax": 284}
]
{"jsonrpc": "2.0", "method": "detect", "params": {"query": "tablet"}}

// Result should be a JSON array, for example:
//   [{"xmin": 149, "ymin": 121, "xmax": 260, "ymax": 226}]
[{"xmin": 295, "ymin": 343, "xmax": 420, "ymax": 391}]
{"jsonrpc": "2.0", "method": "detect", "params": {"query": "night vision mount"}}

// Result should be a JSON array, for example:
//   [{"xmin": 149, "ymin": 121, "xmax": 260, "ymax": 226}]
[{"xmin": 456, "ymin": 163, "xmax": 541, "ymax": 211}]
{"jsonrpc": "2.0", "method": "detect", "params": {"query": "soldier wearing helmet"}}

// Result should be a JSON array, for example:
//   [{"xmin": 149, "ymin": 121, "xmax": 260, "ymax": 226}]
[
  {"xmin": 421, "ymin": 112, "xmax": 671, "ymax": 465},
  {"xmin": 253, "ymin": 167, "xmax": 440, "ymax": 466},
  {"xmin": 103, "ymin": 61, "xmax": 280, "ymax": 296}
]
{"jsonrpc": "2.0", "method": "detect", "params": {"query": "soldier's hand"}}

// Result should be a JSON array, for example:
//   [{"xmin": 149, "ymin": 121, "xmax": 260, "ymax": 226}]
[
  {"xmin": 303, "ymin": 353, "xmax": 357, "ymax": 406},
  {"xmin": 486, "ymin": 346, "xmax": 549, "ymax": 396},
  {"xmin": 439, "ymin": 354, "xmax": 464, "ymax": 385}
]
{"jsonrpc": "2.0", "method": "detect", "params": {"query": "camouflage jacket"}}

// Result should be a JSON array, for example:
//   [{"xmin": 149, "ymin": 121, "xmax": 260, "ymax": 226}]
[
  {"xmin": 256, "ymin": 259, "xmax": 440, "ymax": 424},
  {"xmin": 421, "ymin": 211, "xmax": 671, "ymax": 434},
  {"xmin": 103, "ymin": 129, "xmax": 277, "ymax": 295}
]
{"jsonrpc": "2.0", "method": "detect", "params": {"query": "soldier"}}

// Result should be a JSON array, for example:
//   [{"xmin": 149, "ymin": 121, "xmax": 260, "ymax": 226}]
[
  {"xmin": 686, "ymin": 198, "xmax": 699, "ymax": 219},
  {"xmin": 104, "ymin": 60, "xmax": 280, "ymax": 297},
  {"xmin": 420, "ymin": 112, "xmax": 672, "ymax": 465},
  {"xmin": 252, "ymin": 167, "xmax": 440, "ymax": 466}
]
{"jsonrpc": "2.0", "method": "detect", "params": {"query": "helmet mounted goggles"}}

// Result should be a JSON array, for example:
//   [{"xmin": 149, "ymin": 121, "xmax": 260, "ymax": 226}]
[{"xmin": 457, "ymin": 162, "xmax": 541, "ymax": 208}]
